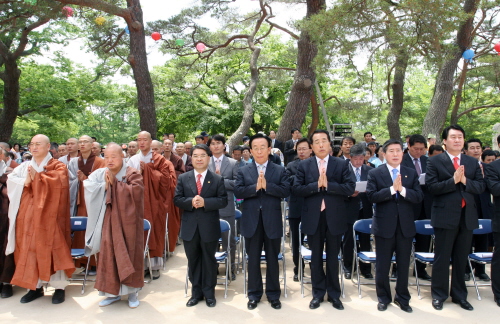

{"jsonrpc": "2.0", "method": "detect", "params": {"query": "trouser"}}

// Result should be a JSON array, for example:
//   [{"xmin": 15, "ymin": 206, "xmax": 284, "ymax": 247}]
[
  {"xmin": 288, "ymin": 217, "xmax": 304, "ymax": 275},
  {"xmin": 492, "ymin": 232, "xmax": 500, "ymax": 300},
  {"xmin": 220, "ymin": 215, "xmax": 236, "ymax": 274}
]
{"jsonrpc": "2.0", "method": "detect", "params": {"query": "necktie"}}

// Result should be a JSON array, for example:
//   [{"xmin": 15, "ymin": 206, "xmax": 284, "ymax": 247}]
[
  {"xmin": 215, "ymin": 158, "xmax": 221, "ymax": 173},
  {"xmin": 413, "ymin": 158, "xmax": 422, "ymax": 176},
  {"xmin": 453, "ymin": 157, "xmax": 466, "ymax": 208},
  {"xmin": 392, "ymin": 168, "xmax": 399, "ymax": 198},
  {"xmin": 196, "ymin": 174, "xmax": 202, "ymax": 195},
  {"xmin": 355, "ymin": 168, "xmax": 361, "ymax": 182},
  {"xmin": 320, "ymin": 159, "xmax": 326, "ymax": 211}
]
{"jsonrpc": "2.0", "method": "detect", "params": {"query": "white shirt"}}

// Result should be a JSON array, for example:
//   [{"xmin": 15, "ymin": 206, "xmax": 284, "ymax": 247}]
[
  {"xmin": 127, "ymin": 149, "xmax": 153, "ymax": 171},
  {"xmin": 194, "ymin": 169, "xmax": 208, "ymax": 188},
  {"xmin": 386, "ymin": 164, "xmax": 407, "ymax": 197}
]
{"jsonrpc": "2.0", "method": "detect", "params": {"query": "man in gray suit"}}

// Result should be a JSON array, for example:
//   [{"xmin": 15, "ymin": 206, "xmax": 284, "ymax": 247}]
[{"xmin": 208, "ymin": 134, "xmax": 239, "ymax": 280}]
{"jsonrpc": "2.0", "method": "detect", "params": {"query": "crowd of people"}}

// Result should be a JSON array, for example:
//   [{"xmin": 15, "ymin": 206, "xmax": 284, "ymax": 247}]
[{"xmin": 0, "ymin": 124, "xmax": 499, "ymax": 314}]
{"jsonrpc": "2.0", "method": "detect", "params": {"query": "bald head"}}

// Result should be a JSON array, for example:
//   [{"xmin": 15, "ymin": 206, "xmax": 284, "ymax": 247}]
[
  {"xmin": 66, "ymin": 138, "xmax": 78, "ymax": 155},
  {"xmin": 105, "ymin": 143, "xmax": 123, "ymax": 156},
  {"xmin": 137, "ymin": 131, "xmax": 152, "ymax": 154},
  {"xmin": 151, "ymin": 140, "xmax": 163, "ymax": 154},
  {"xmin": 127, "ymin": 141, "xmax": 138, "ymax": 156},
  {"xmin": 104, "ymin": 142, "xmax": 124, "ymax": 173},
  {"xmin": 138, "ymin": 131, "xmax": 152, "ymax": 140},
  {"xmin": 0, "ymin": 142, "xmax": 9, "ymax": 152},
  {"xmin": 0, "ymin": 148, "xmax": 8, "ymax": 162},
  {"xmin": 29, "ymin": 134, "xmax": 51, "ymax": 160},
  {"xmin": 78, "ymin": 135, "xmax": 93, "ymax": 154},
  {"xmin": 91, "ymin": 142, "xmax": 101, "ymax": 156}
]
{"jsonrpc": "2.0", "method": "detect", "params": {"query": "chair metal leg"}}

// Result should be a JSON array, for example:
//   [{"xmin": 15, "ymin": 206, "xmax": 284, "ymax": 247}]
[
  {"xmin": 339, "ymin": 256, "xmax": 345, "ymax": 299},
  {"xmin": 300, "ymin": 252, "xmax": 305, "ymax": 298},
  {"xmin": 81, "ymin": 258, "xmax": 91, "ymax": 295},
  {"xmin": 185, "ymin": 267, "xmax": 189, "ymax": 298},
  {"xmin": 469, "ymin": 258, "xmax": 481, "ymax": 300},
  {"xmin": 414, "ymin": 259, "xmax": 422, "ymax": 299}
]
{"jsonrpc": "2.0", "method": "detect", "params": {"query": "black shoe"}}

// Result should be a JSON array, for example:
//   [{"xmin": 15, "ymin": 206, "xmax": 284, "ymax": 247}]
[
  {"xmin": 377, "ymin": 302, "xmax": 388, "ymax": 311},
  {"xmin": 344, "ymin": 272, "xmax": 352, "ymax": 280},
  {"xmin": 476, "ymin": 273, "xmax": 490, "ymax": 281},
  {"xmin": 417, "ymin": 271, "xmax": 432, "ymax": 281},
  {"xmin": 52, "ymin": 289, "xmax": 65, "ymax": 304},
  {"xmin": 186, "ymin": 297, "xmax": 203, "ymax": 307},
  {"xmin": 432, "ymin": 299, "xmax": 443, "ymax": 310},
  {"xmin": 309, "ymin": 297, "xmax": 323, "ymax": 309},
  {"xmin": 205, "ymin": 298, "xmax": 216, "ymax": 307},
  {"xmin": 293, "ymin": 274, "xmax": 299, "ymax": 282},
  {"xmin": 152, "ymin": 270, "xmax": 160, "ymax": 280},
  {"xmin": 452, "ymin": 299, "xmax": 473, "ymax": 311},
  {"xmin": 464, "ymin": 273, "xmax": 471, "ymax": 281},
  {"xmin": 394, "ymin": 299, "xmax": 412, "ymax": 313},
  {"xmin": 1, "ymin": 284, "xmax": 13, "ymax": 298},
  {"xmin": 269, "ymin": 299, "xmax": 281, "ymax": 309},
  {"xmin": 328, "ymin": 298, "xmax": 344, "ymax": 310},
  {"xmin": 20, "ymin": 288, "xmax": 44, "ymax": 304},
  {"xmin": 247, "ymin": 299, "xmax": 259, "ymax": 310},
  {"xmin": 362, "ymin": 272, "xmax": 374, "ymax": 279},
  {"xmin": 495, "ymin": 298, "xmax": 500, "ymax": 307}
]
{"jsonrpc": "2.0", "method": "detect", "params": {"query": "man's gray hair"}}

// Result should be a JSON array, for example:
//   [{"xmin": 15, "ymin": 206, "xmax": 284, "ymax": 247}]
[{"xmin": 350, "ymin": 143, "xmax": 366, "ymax": 157}]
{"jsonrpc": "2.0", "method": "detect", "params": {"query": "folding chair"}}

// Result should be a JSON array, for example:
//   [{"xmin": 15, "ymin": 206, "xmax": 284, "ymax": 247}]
[
  {"xmin": 70, "ymin": 217, "xmax": 93, "ymax": 294},
  {"xmin": 243, "ymin": 208, "xmax": 287, "ymax": 298},
  {"xmin": 234, "ymin": 209, "xmax": 242, "ymax": 274},
  {"xmin": 413, "ymin": 219, "xmax": 435, "ymax": 299},
  {"xmin": 298, "ymin": 223, "xmax": 345, "ymax": 298},
  {"xmin": 144, "ymin": 219, "xmax": 153, "ymax": 284},
  {"xmin": 185, "ymin": 219, "xmax": 232, "ymax": 298},
  {"xmin": 352, "ymin": 218, "xmax": 395, "ymax": 298},
  {"xmin": 468, "ymin": 219, "xmax": 493, "ymax": 300},
  {"xmin": 163, "ymin": 213, "xmax": 169, "ymax": 269}
]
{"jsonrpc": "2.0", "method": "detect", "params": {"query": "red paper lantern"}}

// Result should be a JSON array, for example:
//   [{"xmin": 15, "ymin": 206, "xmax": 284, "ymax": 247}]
[
  {"xmin": 494, "ymin": 42, "xmax": 500, "ymax": 56},
  {"xmin": 151, "ymin": 32, "xmax": 161, "ymax": 41},
  {"xmin": 62, "ymin": 6, "xmax": 74, "ymax": 17}
]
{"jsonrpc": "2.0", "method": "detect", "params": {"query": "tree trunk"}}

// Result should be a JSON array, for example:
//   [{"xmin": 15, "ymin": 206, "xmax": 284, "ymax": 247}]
[
  {"xmin": 421, "ymin": 0, "xmax": 479, "ymax": 139},
  {"xmin": 450, "ymin": 60, "xmax": 469, "ymax": 125},
  {"xmin": 386, "ymin": 48, "xmax": 409, "ymax": 140},
  {"xmin": 276, "ymin": 0, "xmax": 325, "ymax": 143},
  {"xmin": 0, "ymin": 58, "xmax": 21, "ymax": 142},
  {"xmin": 308, "ymin": 93, "xmax": 319, "ymax": 137}
]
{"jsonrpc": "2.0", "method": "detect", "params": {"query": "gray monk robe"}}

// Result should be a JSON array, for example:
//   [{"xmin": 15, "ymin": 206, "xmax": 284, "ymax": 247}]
[{"xmin": 83, "ymin": 164, "xmax": 145, "ymax": 296}]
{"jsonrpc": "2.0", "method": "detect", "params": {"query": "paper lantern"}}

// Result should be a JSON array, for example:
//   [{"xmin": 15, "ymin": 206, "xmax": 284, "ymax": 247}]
[
  {"xmin": 151, "ymin": 32, "xmax": 161, "ymax": 41},
  {"xmin": 124, "ymin": 26, "xmax": 130, "ymax": 34},
  {"xmin": 95, "ymin": 16, "xmax": 106, "ymax": 26},
  {"xmin": 62, "ymin": 6, "xmax": 73, "ymax": 17},
  {"xmin": 462, "ymin": 49, "xmax": 474, "ymax": 62},
  {"xmin": 196, "ymin": 42, "xmax": 206, "ymax": 53},
  {"xmin": 494, "ymin": 42, "xmax": 500, "ymax": 56},
  {"xmin": 175, "ymin": 39, "xmax": 185, "ymax": 46}
]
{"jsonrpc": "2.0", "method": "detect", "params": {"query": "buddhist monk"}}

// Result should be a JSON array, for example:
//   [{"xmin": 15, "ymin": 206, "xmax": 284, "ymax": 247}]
[
  {"xmin": 0, "ymin": 143, "xmax": 19, "ymax": 169},
  {"xmin": 125, "ymin": 141, "xmax": 138, "ymax": 162},
  {"xmin": 84, "ymin": 143, "xmax": 145, "ymax": 308},
  {"xmin": 7, "ymin": 134, "xmax": 74, "ymax": 304},
  {"xmin": 127, "ymin": 131, "xmax": 177, "ymax": 279},
  {"xmin": 151, "ymin": 140, "xmax": 164, "ymax": 155},
  {"xmin": 68, "ymin": 135, "xmax": 105, "ymax": 272},
  {"xmin": 163, "ymin": 139, "xmax": 185, "ymax": 178},
  {"xmin": 58, "ymin": 144, "xmax": 68, "ymax": 157},
  {"xmin": 91, "ymin": 142, "xmax": 102, "ymax": 157},
  {"xmin": 57, "ymin": 138, "xmax": 79, "ymax": 165},
  {"xmin": 0, "ymin": 148, "xmax": 15, "ymax": 298}
]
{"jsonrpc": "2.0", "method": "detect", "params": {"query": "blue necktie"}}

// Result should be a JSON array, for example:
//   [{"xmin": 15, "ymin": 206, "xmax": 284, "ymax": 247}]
[
  {"xmin": 392, "ymin": 168, "xmax": 399, "ymax": 198},
  {"xmin": 355, "ymin": 168, "xmax": 361, "ymax": 182}
]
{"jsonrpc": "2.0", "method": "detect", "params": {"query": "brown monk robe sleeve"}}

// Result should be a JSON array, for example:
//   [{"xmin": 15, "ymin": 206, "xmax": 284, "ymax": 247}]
[
  {"xmin": 95, "ymin": 167, "xmax": 145, "ymax": 295},
  {"xmin": 12, "ymin": 159, "xmax": 75, "ymax": 290}
]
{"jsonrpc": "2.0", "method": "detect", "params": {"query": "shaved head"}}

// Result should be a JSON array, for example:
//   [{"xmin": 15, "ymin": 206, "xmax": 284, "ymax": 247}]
[
  {"xmin": 105, "ymin": 142, "xmax": 123, "ymax": 155},
  {"xmin": 80, "ymin": 135, "xmax": 92, "ymax": 142},
  {"xmin": 78, "ymin": 135, "xmax": 93, "ymax": 154},
  {"xmin": 0, "ymin": 142, "xmax": 9, "ymax": 152},
  {"xmin": 151, "ymin": 140, "xmax": 163, "ymax": 154},
  {"xmin": 33, "ymin": 134, "xmax": 50, "ymax": 144},
  {"xmin": 66, "ymin": 137, "xmax": 78, "ymax": 155},
  {"xmin": 127, "ymin": 141, "xmax": 138, "ymax": 156},
  {"xmin": 30, "ymin": 134, "xmax": 51, "ymax": 160},
  {"xmin": 137, "ymin": 131, "xmax": 153, "ymax": 154},
  {"xmin": 104, "ymin": 142, "xmax": 124, "ymax": 173},
  {"xmin": 138, "ymin": 131, "xmax": 152, "ymax": 140},
  {"xmin": 66, "ymin": 137, "xmax": 78, "ymax": 143}
]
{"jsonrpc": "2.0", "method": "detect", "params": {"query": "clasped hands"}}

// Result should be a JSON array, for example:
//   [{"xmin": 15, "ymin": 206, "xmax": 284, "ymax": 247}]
[
  {"xmin": 256, "ymin": 171, "xmax": 267, "ymax": 191},
  {"xmin": 393, "ymin": 174, "xmax": 403, "ymax": 193},
  {"xmin": 192, "ymin": 195, "xmax": 205, "ymax": 209},
  {"xmin": 318, "ymin": 169, "xmax": 327, "ymax": 189},
  {"xmin": 105, "ymin": 170, "xmax": 115, "ymax": 191},
  {"xmin": 453, "ymin": 165, "xmax": 467, "ymax": 185},
  {"xmin": 24, "ymin": 166, "xmax": 38, "ymax": 185}
]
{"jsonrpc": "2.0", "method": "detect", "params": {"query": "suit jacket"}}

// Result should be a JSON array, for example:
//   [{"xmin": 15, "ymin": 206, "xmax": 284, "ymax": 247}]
[
  {"xmin": 208, "ymin": 155, "xmax": 238, "ymax": 217},
  {"xmin": 425, "ymin": 152, "xmax": 485, "ymax": 230},
  {"xmin": 484, "ymin": 160, "xmax": 500, "ymax": 232},
  {"xmin": 366, "ymin": 165, "xmax": 424, "ymax": 239},
  {"xmin": 284, "ymin": 139, "xmax": 297, "ymax": 165},
  {"xmin": 292, "ymin": 156, "xmax": 355, "ymax": 236},
  {"xmin": 174, "ymin": 170, "xmax": 228, "ymax": 242},
  {"xmin": 286, "ymin": 159, "xmax": 305, "ymax": 219},
  {"xmin": 345, "ymin": 163, "xmax": 373, "ymax": 224},
  {"xmin": 402, "ymin": 153, "xmax": 432, "ymax": 219},
  {"xmin": 234, "ymin": 161, "xmax": 290, "ymax": 239},
  {"xmin": 272, "ymin": 139, "xmax": 283, "ymax": 152}
]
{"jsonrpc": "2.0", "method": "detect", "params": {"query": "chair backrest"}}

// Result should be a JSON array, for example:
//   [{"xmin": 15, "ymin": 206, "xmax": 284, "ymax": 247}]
[
  {"xmin": 353, "ymin": 219, "xmax": 372, "ymax": 234},
  {"xmin": 414, "ymin": 220, "xmax": 434, "ymax": 235},
  {"xmin": 70, "ymin": 217, "xmax": 88, "ymax": 232},
  {"xmin": 235, "ymin": 209, "xmax": 242, "ymax": 220},
  {"xmin": 220, "ymin": 219, "xmax": 230, "ymax": 233},
  {"xmin": 473, "ymin": 219, "xmax": 492, "ymax": 235}
]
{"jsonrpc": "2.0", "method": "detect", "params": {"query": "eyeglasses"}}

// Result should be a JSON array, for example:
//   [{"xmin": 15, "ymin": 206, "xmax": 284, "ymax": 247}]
[
  {"xmin": 28, "ymin": 142, "xmax": 44, "ymax": 148},
  {"xmin": 192, "ymin": 154, "xmax": 208, "ymax": 159}
]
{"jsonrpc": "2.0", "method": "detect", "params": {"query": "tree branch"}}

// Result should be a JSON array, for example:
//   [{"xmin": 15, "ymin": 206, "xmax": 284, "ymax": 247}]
[{"xmin": 456, "ymin": 104, "xmax": 500, "ymax": 120}]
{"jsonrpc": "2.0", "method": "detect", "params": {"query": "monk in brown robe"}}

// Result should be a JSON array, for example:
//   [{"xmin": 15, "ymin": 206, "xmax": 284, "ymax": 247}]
[
  {"xmin": 127, "ymin": 131, "xmax": 177, "ymax": 279},
  {"xmin": 7, "ymin": 134, "xmax": 74, "ymax": 304},
  {"xmin": 163, "ymin": 139, "xmax": 185, "ymax": 178},
  {"xmin": 68, "ymin": 135, "xmax": 105, "ymax": 270},
  {"xmin": 0, "ymin": 148, "xmax": 15, "ymax": 298},
  {"xmin": 83, "ymin": 143, "xmax": 144, "ymax": 308}
]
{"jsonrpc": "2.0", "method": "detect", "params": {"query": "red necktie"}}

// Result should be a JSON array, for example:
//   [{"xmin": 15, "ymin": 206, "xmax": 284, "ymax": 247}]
[
  {"xmin": 453, "ymin": 157, "xmax": 465, "ymax": 208},
  {"xmin": 196, "ymin": 174, "xmax": 202, "ymax": 195}
]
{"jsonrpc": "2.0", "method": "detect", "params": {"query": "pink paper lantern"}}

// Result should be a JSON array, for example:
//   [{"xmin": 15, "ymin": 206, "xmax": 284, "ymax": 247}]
[
  {"xmin": 196, "ymin": 43, "xmax": 206, "ymax": 53},
  {"xmin": 62, "ymin": 6, "xmax": 74, "ymax": 17}
]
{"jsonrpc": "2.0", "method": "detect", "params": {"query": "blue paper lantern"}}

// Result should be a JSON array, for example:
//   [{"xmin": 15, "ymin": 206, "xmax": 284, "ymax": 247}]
[
  {"xmin": 124, "ymin": 26, "xmax": 130, "ymax": 34},
  {"xmin": 462, "ymin": 49, "xmax": 474, "ymax": 62}
]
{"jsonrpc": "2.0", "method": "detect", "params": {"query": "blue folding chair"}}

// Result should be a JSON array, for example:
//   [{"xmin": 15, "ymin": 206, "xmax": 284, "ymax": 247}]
[
  {"xmin": 70, "ymin": 217, "xmax": 93, "ymax": 294},
  {"xmin": 234, "ymin": 209, "xmax": 242, "ymax": 274},
  {"xmin": 298, "ymin": 223, "xmax": 345, "ymax": 298},
  {"xmin": 185, "ymin": 219, "xmax": 232, "ymax": 298},
  {"xmin": 352, "ymin": 218, "xmax": 395, "ymax": 298},
  {"xmin": 468, "ymin": 219, "xmax": 493, "ymax": 300},
  {"xmin": 144, "ymin": 219, "xmax": 153, "ymax": 284},
  {"xmin": 413, "ymin": 220, "xmax": 435, "ymax": 299}
]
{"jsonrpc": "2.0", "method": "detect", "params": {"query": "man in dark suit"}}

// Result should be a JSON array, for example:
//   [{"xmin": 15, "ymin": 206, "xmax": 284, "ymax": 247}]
[
  {"xmin": 426, "ymin": 125, "xmax": 485, "ymax": 311},
  {"xmin": 286, "ymin": 137, "xmax": 312, "ymax": 282},
  {"xmin": 367, "ymin": 139, "xmax": 424, "ymax": 313},
  {"xmin": 402, "ymin": 134, "xmax": 432, "ymax": 280},
  {"xmin": 284, "ymin": 128, "xmax": 302, "ymax": 165},
  {"xmin": 208, "ymin": 134, "xmax": 239, "ymax": 280},
  {"xmin": 343, "ymin": 144, "xmax": 373, "ymax": 280},
  {"xmin": 234, "ymin": 133, "xmax": 290, "ymax": 310},
  {"xmin": 293, "ymin": 130, "xmax": 355, "ymax": 310},
  {"xmin": 269, "ymin": 130, "xmax": 283, "ymax": 152},
  {"xmin": 174, "ymin": 144, "xmax": 228, "ymax": 308},
  {"xmin": 484, "ymin": 146, "xmax": 500, "ymax": 307}
]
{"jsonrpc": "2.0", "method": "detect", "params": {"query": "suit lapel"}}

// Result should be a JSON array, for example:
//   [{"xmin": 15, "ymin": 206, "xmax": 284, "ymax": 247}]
[
  {"xmin": 442, "ymin": 152, "xmax": 457, "ymax": 176},
  {"xmin": 208, "ymin": 157, "xmax": 215, "ymax": 172},
  {"xmin": 265, "ymin": 160, "xmax": 275, "ymax": 179},
  {"xmin": 200, "ymin": 170, "xmax": 214, "ymax": 196},
  {"xmin": 220, "ymin": 156, "xmax": 229, "ymax": 175},
  {"xmin": 379, "ymin": 165, "xmax": 394, "ymax": 188},
  {"xmin": 188, "ymin": 172, "xmax": 198, "ymax": 196},
  {"xmin": 420, "ymin": 155, "xmax": 428, "ymax": 173},
  {"xmin": 249, "ymin": 161, "xmax": 259, "ymax": 181},
  {"xmin": 361, "ymin": 164, "xmax": 369, "ymax": 181},
  {"xmin": 310, "ymin": 157, "xmax": 320, "ymax": 179}
]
